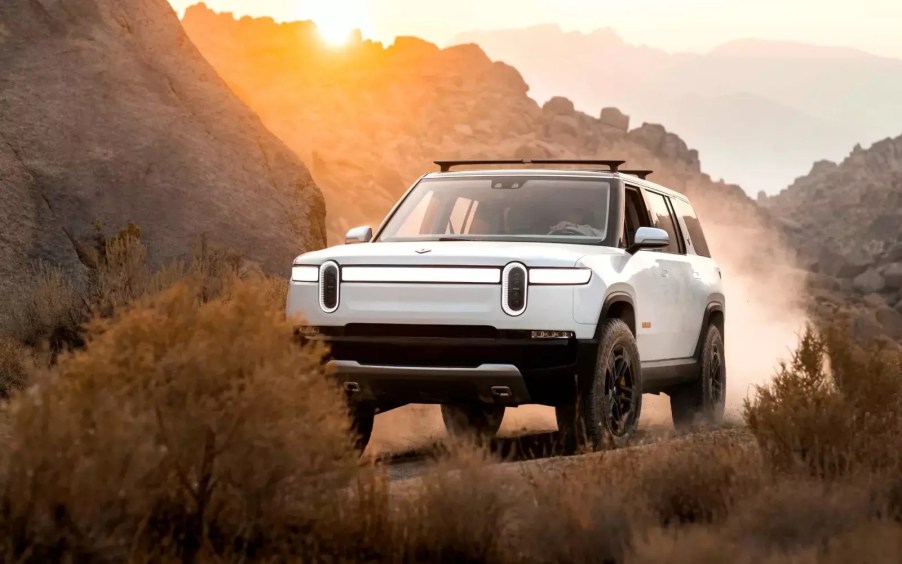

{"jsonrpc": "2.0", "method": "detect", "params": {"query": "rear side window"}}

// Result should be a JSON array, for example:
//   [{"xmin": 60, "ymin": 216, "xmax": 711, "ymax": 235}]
[
  {"xmin": 672, "ymin": 199, "xmax": 712, "ymax": 258},
  {"xmin": 644, "ymin": 191, "xmax": 683, "ymax": 254}
]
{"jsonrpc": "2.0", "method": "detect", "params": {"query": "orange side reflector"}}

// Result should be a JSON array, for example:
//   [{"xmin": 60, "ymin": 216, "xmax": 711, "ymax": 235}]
[{"xmin": 642, "ymin": 322, "xmax": 652, "ymax": 329}]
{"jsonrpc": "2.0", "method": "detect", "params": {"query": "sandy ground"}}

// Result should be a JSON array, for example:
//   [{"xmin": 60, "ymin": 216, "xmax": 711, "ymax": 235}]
[
  {"xmin": 366, "ymin": 394, "xmax": 747, "ymax": 481},
  {"xmin": 365, "ymin": 393, "xmax": 742, "ymax": 457}
]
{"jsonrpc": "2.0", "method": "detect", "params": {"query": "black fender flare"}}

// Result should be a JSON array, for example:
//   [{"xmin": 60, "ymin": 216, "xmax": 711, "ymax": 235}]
[
  {"xmin": 693, "ymin": 299, "xmax": 725, "ymax": 360},
  {"xmin": 594, "ymin": 291, "xmax": 636, "ymax": 339}
]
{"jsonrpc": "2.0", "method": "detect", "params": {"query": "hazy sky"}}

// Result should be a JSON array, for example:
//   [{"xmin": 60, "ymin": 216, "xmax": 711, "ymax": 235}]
[{"xmin": 169, "ymin": 0, "xmax": 902, "ymax": 58}]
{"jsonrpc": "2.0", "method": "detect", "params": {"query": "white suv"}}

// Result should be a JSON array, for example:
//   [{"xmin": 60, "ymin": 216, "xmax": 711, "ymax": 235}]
[{"xmin": 287, "ymin": 160, "xmax": 726, "ymax": 452}]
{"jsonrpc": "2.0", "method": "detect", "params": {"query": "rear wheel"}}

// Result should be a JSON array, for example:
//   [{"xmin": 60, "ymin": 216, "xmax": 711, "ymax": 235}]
[
  {"xmin": 441, "ymin": 403, "xmax": 505, "ymax": 442},
  {"xmin": 670, "ymin": 324, "xmax": 726, "ymax": 431},
  {"xmin": 556, "ymin": 318, "xmax": 642, "ymax": 452}
]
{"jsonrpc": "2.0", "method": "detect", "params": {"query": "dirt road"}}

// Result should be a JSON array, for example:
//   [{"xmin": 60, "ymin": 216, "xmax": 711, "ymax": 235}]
[{"xmin": 368, "ymin": 396, "xmax": 748, "ymax": 482}]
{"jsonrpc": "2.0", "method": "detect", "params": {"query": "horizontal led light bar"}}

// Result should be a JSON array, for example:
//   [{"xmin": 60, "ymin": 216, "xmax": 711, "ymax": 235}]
[
  {"xmin": 531, "ymin": 330, "xmax": 574, "ymax": 339},
  {"xmin": 341, "ymin": 266, "xmax": 501, "ymax": 284},
  {"xmin": 291, "ymin": 265, "xmax": 319, "ymax": 283},
  {"xmin": 528, "ymin": 268, "xmax": 592, "ymax": 285}
]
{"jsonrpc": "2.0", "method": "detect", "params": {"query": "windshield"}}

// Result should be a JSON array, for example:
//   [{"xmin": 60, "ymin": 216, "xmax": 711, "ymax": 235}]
[{"xmin": 377, "ymin": 176, "xmax": 613, "ymax": 244}]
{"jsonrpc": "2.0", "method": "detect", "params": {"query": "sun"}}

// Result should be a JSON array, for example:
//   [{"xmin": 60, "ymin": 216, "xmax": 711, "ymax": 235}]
[
  {"xmin": 317, "ymin": 18, "xmax": 355, "ymax": 46},
  {"xmin": 303, "ymin": 1, "xmax": 368, "ymax": 47}
]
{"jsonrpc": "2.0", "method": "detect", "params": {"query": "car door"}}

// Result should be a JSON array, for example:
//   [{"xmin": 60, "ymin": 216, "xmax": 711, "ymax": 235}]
[
  {"xmin": 641, "ymin": 189, "xmax": 696, "ymax": 360},
  {"xmin": 671, "ymin": 197, "xmax": 719, "ymax": 354},
  {"xmin": 622, "ymin": 185, "xmax": 670, "ymax": 362}
]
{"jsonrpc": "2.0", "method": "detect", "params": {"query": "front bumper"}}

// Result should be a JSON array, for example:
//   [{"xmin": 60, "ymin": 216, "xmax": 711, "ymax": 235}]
[{"xmin": 303, "ymin": 325, "xmax": 598, "ymax": 406}]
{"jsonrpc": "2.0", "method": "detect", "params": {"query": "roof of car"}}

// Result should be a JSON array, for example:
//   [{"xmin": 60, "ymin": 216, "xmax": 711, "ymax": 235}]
[{"xmin": 422, "ymin": 169, "xmax": 690, "ymax": 202}]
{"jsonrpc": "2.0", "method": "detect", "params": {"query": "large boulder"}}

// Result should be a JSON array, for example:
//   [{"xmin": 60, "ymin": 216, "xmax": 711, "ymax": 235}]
[
  {"xmin": 883, "ymin": 262, "xmax": 902, "ymax": 290},
  {"xmin": 837, "ymin": 256, "xmax": 875, "ymax": 279},
  {"xmin": 852, "ymin": 268, "xmax": 886, "ymax": 294},
  {"xmin": 0, "ymin": 0, "xmax": 326, "ymax": 315},
  {"xmin": 853, "ymin": 268, "xmax": 886, "ymax": 294},
  {"xmin": 599, "ymin": 107, "xmax": 630, "ymax": 132},
  {"xmin": 542, "ymin": 96, "xmax": 576, "ymax": 117}
]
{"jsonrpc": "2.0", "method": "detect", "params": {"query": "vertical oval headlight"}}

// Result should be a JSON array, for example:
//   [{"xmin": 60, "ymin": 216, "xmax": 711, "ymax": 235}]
[
  {"xmin": 502, "ymin": 262, "xmax": 528, "ymax": 316},
  {"xmin": 319, "ymin": 261, "xmax": 340, "ymax": 313}
]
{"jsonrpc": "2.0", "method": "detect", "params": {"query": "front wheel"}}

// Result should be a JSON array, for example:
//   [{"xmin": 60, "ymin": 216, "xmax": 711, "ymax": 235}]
[
  {"xmin": 669, "ymin": 324, "xmax": 726, "ymax": 431},
  {"xmin": 441, "ymin": 403, "xmax": 505, "ymax": 442},
  {"xmin": 556, "ymin": 318, "xmax": 642, "ymax": 452}
]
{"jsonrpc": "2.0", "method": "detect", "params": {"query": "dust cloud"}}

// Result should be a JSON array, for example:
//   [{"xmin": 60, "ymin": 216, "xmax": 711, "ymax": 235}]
[
  {"xmin": 366, "ymin": 213, "xmax": 809, "ymax": 454},
  {"xmin": 706, "ymin": 220, "xmax": 808, "ymax": 418}
]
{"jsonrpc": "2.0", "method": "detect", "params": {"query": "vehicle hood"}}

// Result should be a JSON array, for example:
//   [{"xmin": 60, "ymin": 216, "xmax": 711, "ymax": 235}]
[{"xmin": 294, "ymin": 241, "xmax": 622, "ymax": 268}]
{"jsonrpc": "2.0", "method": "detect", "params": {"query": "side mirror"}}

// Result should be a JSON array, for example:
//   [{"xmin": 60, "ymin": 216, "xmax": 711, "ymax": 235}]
[
  {"xmin": 627, "ymin": 227, "xmax": 669, "ymax": 254},
  {"xmin": 345, "ymin": 226, "xmax": 373, "ymax": 244}
]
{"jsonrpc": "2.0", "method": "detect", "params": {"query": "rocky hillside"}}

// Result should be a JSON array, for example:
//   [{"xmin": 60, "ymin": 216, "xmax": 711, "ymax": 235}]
[
  {"xmin": 0, "ymin": 0, "xmax": 325, "ymax": 318},
  {"xmin": 763, "ymin": 135, "xmax": 902, "ymax": 340},
  {"xmin": 180, "ymin": 4, "xmax": 763, "ymax": 250}
]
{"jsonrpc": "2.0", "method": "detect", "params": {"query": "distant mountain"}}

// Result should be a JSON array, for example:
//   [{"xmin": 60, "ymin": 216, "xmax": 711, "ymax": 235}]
[
  {"xmin": 180, "ymin": 5, "xmax": 762, "ymax": 248},
  {"xmin": 0, "ymin": 0, "xmax": 325, "ymax": 316},
  {"xmin": 455, "ymin": 27, "xmax": 902, "ymax": 195},
  {"xmin": 762, "ymin": 134, "xmax": 902, "ymax": 341}
]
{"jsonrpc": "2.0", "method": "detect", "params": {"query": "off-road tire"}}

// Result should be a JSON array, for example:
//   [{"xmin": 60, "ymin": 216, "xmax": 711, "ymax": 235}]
[
  {"xmin": 441, "ymin": 403, "xmax": 505, "ymax": 442},
  {"xmin": 350, "ymin": 404, "xmax": 376, "ymax": 453},
  {"xmin": 555, "ymin": 318, "xmax": 642, "ymax": 452},
  {"xmin": 669, "ymin": 324, "xmax": 726, "ymax": 431}
]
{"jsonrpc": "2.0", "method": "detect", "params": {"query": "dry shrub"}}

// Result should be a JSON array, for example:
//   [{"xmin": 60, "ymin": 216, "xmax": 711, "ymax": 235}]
[
  {"xmin": 816, "ymin": 522, "xmax": 902, "ymax": 564},
  {"xmin": 89, "ymin": 222, "xmax": 150, "ymax": 316},
  {"xmin": 745, "ymin": 325, "xmax": 902, "ymax": 476},
  {"xmin": 629, "ymin": 527, "xmax": 749, "ymax": 564},
  {"xmin": 725, "ymin": 479, "xmax": 875, "ymax": 554},
  {"xmin": 0, "ymin": 338, "xmax": 31, "ymax": 398},
  {"xmin": 630, "ymin": 439, "xmax": 764, "ymax": 526},
  {"xmin": 91, "ymin": 228, "xmax": 244, "ymax": 317},
  {"xmin": 508, "ymin": 468, "xmax": 648, "ymax": 563},
  {"xmin": 3, "ymin": 262, "xmax": 88, "ymax": 354},
  {"xmin": 393, "ymin": 444, "xmax": 517, "ymax": 562},
  {"xmin": 0, "ymin": 282, "xmax": 356, "ymax": 561}
]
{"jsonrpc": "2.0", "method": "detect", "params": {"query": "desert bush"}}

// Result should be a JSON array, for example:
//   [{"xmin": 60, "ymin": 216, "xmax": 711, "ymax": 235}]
[
  {"xmin": 724, "ymin": 479, "xmax": 877, "ymax": 554},
  {"xmin": 629, "ymin": 527, "xmax": 749, "ymax": 564},
  {"xmin": 392, "ymin": 445, "xmax": 518, "ymax": 562},
  {"xmin": 0, "ymin": 282, "xmax": 356, "ymax": 561},
  {"xmin": 3, "ymin": 262, "xmax": 88, "ymax": 355},
  {"xmin": 0, "ymin": 338, "xmax": 31, "ymax": 398},
  {"xmin": 628, "ymin": 438, "xmax": 763, "ymax": 527},
  {"xmin": 744, "ymin": 325, "xmax": 902, "ymax": 476},
  {"xmin": 507, "ymin": 468, "xmax": 648, "ymax": 564}
]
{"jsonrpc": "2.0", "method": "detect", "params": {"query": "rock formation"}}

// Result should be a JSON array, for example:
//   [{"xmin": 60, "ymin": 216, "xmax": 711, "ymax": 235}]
[
  {"xmin": 0, "ymin": 0, "xmax": 326, "ymax": 318},
  {"xmin": 764, "ymin": 134, "xmax": 902, "ymax": 340},
  {"xmin": 180, "ymin": 4, "xmax": 767, "ymax": 250}
]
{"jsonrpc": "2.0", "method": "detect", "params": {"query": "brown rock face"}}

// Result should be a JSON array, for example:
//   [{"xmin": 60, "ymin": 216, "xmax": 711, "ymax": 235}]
[
  {"xmin": 179, "ymin": 5, "xmax": 771, "ymax": 252},
  {"xmin": 0, "ymin": 0, "xmax": 326, "ymax": 313},
  {"xmin": 600, "ymin": 108, "xmax": 630, "ymax": 132},
  {"xmin": 764, "ymin": 134, "xmax": 902, "ymax": 303}
]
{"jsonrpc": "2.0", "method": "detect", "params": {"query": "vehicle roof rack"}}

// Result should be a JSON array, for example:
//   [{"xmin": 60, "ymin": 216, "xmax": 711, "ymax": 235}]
[
  {"xmin": 619, "ymin": 169, "xmax": 653, "ymax": 180},
  {"xmin": 434, "ymin": 159, "xmax": 626, "ymax": 173}
]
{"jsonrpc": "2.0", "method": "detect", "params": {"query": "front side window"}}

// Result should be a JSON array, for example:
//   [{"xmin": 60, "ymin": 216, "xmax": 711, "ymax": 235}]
[
  {"xmin": 644, "ymin": 191, "xmax": 683, "ymax": 254},
  {"xmin": 377, "ymin": 176, "xmax": 613, "ymax": 244}
]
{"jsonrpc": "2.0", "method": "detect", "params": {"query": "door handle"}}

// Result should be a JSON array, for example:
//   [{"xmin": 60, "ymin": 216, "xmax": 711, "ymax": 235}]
[
  {"xmin": 692, "ymin": 271, "xmax": 701, "ymax": 279},
  {"xmin": 661, "ymin": 269, "xmax": 670, "ymax": 278}
]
